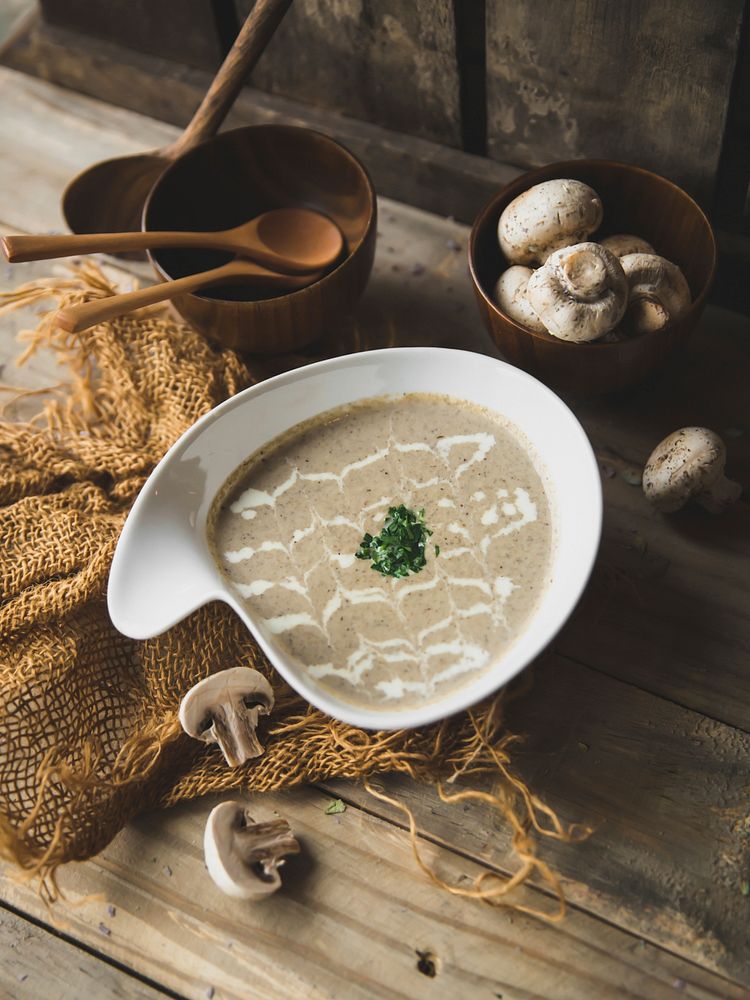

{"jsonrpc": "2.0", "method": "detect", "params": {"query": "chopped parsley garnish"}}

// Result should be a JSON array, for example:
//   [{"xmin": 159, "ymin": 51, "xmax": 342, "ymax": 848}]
[{"xmin": 356, "ymin": 504, "xmax": 433, "ymax": 578}]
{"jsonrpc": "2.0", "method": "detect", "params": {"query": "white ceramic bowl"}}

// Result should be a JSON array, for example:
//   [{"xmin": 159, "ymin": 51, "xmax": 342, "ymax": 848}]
[{"xmin": 108, "ymin": 348, "xmax": 602, "ymax": 730}]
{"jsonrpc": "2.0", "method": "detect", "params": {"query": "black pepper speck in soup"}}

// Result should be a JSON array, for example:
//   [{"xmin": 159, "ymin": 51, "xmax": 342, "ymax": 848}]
[{"xmin": 209, "ymin": 394, "xmax": 552, "ymax": 710}]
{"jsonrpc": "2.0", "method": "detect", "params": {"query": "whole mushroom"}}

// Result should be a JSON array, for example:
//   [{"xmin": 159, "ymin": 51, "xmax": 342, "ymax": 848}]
[
  {"xmin": 643, "ymin": 427, "xmax": 742, "ymax": 513},
  {"xmin": 493, "ymin": 265, "xmax": 546, "ymax": 332},
  {"xmin": 600, "ymin": 234, "xmax": 655, "ymax": 258},
  {"xmin": 526, "ymin": 242, "xmax": 628, "ymax": 342},
  {"xmin": 204, "ymin": 801, "xmax": 300, "ymax": 899},
  {"xmin": 620, "ymin": 253, "xmax": 691, "ymax": 335},
  {"xmin": 179, "ymin": 666, "xmax": 274, "ymax": 766},
  {"xmin": 498, "ymin": 179, "xmax": 603, "ymax": 266}
]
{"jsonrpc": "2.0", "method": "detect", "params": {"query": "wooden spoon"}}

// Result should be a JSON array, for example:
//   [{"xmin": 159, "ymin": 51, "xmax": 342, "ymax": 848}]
[
  {"xmin": 3, "ymin": 208, "xmax": 344, "ymax": 275},
  {"xmin": 61, "ymin": 0, "xmax": 292, "ymax": 241},
  {"xmin": 55, "ymin": 259, "xmax": 321, "ymax": 335}
]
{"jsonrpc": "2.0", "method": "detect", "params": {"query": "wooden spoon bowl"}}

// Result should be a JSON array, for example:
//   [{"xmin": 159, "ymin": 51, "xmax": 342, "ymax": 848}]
[
  {"xmin": 469, "ymin": 160, "xmax": 717, "ymax": 394},
  {"xmin": 143, "ymin": 124, "xmax": 376, "ymax": 354}
]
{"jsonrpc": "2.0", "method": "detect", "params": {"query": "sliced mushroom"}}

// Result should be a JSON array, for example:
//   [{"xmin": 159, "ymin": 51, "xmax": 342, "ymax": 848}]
[
  {"xmin": 643, "ymin": 427, "xmax": 742, "ymax": 513},
  {"xmin": 600, "ymin": 234, "xmax": 655, "ymax": 258},
  {"xmin": 179, "ymin": 666, "xmax": 274, "ymax": 766},
  {"xmin": 498, "ymin": 179, "xmax": 603, "ymax": 266},
  {"xmin": 525, "ymin": 242, "xmax": 628, "ymax": 343},
  {"xmin": 204, "ymin": 800, "xmax": 300, "ymax": 899},
  {"xmin": 620, "ymin": 253, "xmax": 691, "ymax": 335},
  {"xmin": 493, "ymin": 265, "xmax": 546, "ymax": 332}
]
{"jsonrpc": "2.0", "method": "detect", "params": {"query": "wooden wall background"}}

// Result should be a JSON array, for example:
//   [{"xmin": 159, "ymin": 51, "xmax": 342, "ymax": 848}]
[{"xmin": 3, "ymin": 0, "xmax": 750, "ymax": 307}]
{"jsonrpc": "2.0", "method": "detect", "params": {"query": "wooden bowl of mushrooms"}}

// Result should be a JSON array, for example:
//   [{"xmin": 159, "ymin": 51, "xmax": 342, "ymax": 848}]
[{"xmin": 469, "ymin": 160, "xmax": 717, "ymax": 394}]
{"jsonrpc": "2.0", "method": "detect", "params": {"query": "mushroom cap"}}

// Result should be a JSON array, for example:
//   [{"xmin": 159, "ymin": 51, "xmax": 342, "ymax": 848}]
[
  {"xmin": 498, "ymin": 179, "xmax": 603, "ymax": 266},
  {"xmin": 493, "ymin": 265, "xmax": 546, "ymax": 332},
  {"xmin": 620, "ymin": 253, "xmax": 691, "ymax": 335},
  {"xmin": 204, "ymin": 801, "xmax": 300, "ymax": 900},
  {"xmin": 179, "ymin": 666, "xmax": 274, "ymax": 766},
  {"xmin": 525, "ymin": 242, "xmax": 628, "ymax": 343},
  {"xmin": 600, "ymin": 234, "xmax": 655, "ymax": 258},
  {"xmin": 643, "ymin": 427, "xmax": 728, "ymax": 512}
]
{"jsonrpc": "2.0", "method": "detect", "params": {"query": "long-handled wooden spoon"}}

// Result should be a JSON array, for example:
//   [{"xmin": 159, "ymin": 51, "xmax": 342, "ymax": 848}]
[
  {"xmin": 55, "ymin": 259, "xmax": 321, "ymax": 334},
  {"xmin": 61, "ymin": 0, "xmax": 292, "ymax": 240},
  {"xmin": 3, "ymin": 208, "xmax": 344, "ymax": 275}
]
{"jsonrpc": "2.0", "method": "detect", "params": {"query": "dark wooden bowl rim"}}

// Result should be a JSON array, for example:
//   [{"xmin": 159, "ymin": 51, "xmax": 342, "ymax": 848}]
[
  {"xmin": 468, "ymin": 158, "xmax": 717, "ymax": 352},
  {"xmin": 142, "ymin": 123, "xmax": 377, "ymax": 306}
]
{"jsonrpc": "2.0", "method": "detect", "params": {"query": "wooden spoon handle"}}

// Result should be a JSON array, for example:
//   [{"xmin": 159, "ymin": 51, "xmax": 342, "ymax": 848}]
[
  {"xmin": 54, "ymin": 262, "xmax": 312, "ymax": 333},
  {"xmin": 166, "ymin": 0, "xmax": 293, "ymax": 159},
  {"xmin": 2, "ymin": 230, "xmax": 228, "ymax": 262}
]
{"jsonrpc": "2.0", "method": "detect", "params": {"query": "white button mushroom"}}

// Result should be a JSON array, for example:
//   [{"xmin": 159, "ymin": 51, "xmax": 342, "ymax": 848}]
[
  {"xmin": 498, "ymin": 179, "xmax": 603, "ymax": 266},
  {"xmin": 643, "ymin": 427, "xmax": 742, "ymax": 513},
  {"xmin": 204, "ymin": 801, "xmax": 300, "ymax": 899},
  {"xmin": 600, "ymin": 234, "xmax": 655, "ymax": 258},
  {"xmin": 525, "ymin": 242, "xmax": 628, "ymax": 343},
  {"xmin": 493, "ymin": 265, "xmax": 546, "ymax": 332},
  {"xmin": 179, "ymin": 666, "xmax": 274, "ymax": 766},
  {"xmin": 620, "ymin": 253, "xmax": 691, "ymax": 335}
]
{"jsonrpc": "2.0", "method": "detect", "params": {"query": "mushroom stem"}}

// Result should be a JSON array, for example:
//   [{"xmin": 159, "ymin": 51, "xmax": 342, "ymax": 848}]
[
  {"xmin": 627, "ymin": 296, "xmax": 670, "ymax": 333},
  {"xmin": 559, "ymin": 247, "xmax": 608, "ymax": 300},
  {"xmin": 237, "ymin": 818, "xmax": 300, "ymax": 881},
  {"xmin": 696, "ymin": 476, "xmax": 743, "ymax": 514},
  {"xmin": 211, "ymin": 702, "xmax": 266, "ymax": 766}
]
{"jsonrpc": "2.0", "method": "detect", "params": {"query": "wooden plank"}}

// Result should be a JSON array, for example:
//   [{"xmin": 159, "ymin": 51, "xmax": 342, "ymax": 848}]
[
  {"xmin": 234, "ymin": 0, "xmax": 462, "ymax": 148},
  {"xmin": 0, "ymin": 66, "xmax": 749, "ymax": 992},
  {"xmin": 1, "ymin": 786, "xmax": 744, "ymax": 1000},
  {"xmin": 39, "ymin": 0, "xmax": 225, "ymax": 71},
  {"xmin": 326, "ymin": 654, "xmax": 750, "ymax": 984},
  {"xmin": 0, "ymin": 903, "xmax": 168, "ymax": 999},
  {"xmin": 485, "ymin": 0, "xmax": 745, "ymax": 204},
  {"xmin": 1, "ymin": 30, "xmax": 520, "ymax": 224}
]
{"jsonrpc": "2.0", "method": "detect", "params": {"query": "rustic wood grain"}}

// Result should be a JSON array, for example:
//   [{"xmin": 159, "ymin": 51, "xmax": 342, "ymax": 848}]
[
  {"xmin": 235, "ymin": 0, "xmax": 462, "ymax": 148},
  {"xmin": 38, "ymin": 0, "xmax": 225, "ymax": 72},
  {"xmin": 1, "ymin": 66, "xmax": 750, "ymax": 995},
  {"xmin": 1, "ymin": 31, "xmax": 520, "ymax": 224},
  {"xmin": 485, "ymin": 0, "xmax": 745, "ymax": 204},
  {"xmin": 326, "ymin": 653, "xmax": 750, "ymax": 983},
  {"xmin": 1, "ymin": 787, "xmax": 744, "ymax": 1000},
  {"xmin": 0, "ymin": 903, "xmax": 168, "ymax": 999}
]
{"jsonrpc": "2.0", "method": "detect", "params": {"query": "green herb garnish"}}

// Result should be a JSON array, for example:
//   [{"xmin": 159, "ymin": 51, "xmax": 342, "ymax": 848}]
[{"xmin": 356, "ymin": 504, "xmax": 433, "ymax": 578}]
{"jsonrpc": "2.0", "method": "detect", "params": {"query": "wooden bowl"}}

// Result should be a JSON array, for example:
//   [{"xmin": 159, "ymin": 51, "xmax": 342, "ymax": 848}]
[
  {"xmin": 469, "ymin": 160, "xmax": 717, "ymax": 394},
  {"xmin": 143, "ymin": 125, "xmax": 376, "ymax": 354}
]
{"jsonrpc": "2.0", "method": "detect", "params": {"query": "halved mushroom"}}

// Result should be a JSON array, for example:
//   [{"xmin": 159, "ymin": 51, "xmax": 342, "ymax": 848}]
[
  {"xmin": 600, "ymin": 234, "xmax": 655, "ymax": 258},
  {"xmin": 179, "ymin": 667, "xmax": 274, "ymax": 766},
  {"xmin": 643, "ymin": 427, "xmax": 742, "ymax": 513},
  {"xmin": 204, "ymin": 801, "xmax": 300, "ymax": 899},
  {"xmin": 526, "ymin": 242, "xmax": 628, "ymax": 343},
  {"xmin": 620, "ymin": 253, "xmax": 691, "ymax": 335},
  {"xmin": 493, "ymin": 265, "xmax": 546, "ymax": 332},
  {"xmin": 498, "ymin": 179, "xmax": 603, "ymax": 266}
]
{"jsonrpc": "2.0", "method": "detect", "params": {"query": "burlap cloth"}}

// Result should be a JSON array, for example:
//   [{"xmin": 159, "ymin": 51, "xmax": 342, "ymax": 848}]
[{"xmin": 0, "ymin": 263, "xmax": 583, "ymax": 917}]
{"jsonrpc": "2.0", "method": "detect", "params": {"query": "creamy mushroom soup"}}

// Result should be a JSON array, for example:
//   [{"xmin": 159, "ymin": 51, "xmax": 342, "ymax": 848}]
[{"xmin": 209, "ymin": 393, "xmax": 553, "ymax": 711}]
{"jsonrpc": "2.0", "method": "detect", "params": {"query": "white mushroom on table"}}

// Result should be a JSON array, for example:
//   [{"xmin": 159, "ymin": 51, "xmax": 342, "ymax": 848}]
[
  {"xmin": 492, "ymin": 179, "xmax": 692, "ymax": 343},
  {"xmin": 204, "ymin": 800, "xmax": 300, "ymax": 899},
  {"xmin": 642, "ymin": 427, "xmax": 742, "ymax": 513}
]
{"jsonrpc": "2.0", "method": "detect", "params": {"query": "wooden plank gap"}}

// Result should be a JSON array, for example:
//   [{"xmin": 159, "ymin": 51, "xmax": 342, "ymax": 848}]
[
  {"xmin": 452, "ymin": 0, "xmax": 487, "ymax": 156},
  {"xmin": 210, "ymin": 0, "xmax": 241, "ymax": 60},
  {"xmin": 0, "ymin": 897, "xmax": 184, "ymax": 999}
]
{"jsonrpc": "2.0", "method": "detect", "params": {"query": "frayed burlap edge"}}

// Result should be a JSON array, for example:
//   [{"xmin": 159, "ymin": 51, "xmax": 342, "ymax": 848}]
[{"xmin": 0, "ymin": 263, "xmax": 589, "ymax": 921}]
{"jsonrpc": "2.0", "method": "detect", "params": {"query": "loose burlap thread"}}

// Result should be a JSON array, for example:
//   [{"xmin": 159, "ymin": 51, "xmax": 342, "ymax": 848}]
[{"xmin": 0, "ymin": 263, "xmax": 584, "ymax": 918}]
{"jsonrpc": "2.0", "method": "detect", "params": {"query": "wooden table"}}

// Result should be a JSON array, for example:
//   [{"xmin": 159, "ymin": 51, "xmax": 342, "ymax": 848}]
[{"xmin": 1, "ymin": 67, "xmax": 749, "ymax": 1000}]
